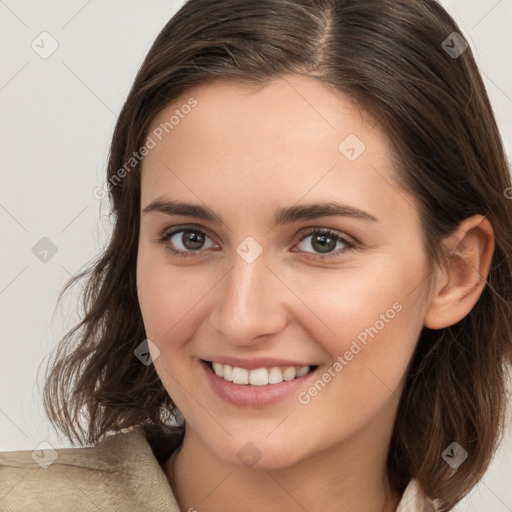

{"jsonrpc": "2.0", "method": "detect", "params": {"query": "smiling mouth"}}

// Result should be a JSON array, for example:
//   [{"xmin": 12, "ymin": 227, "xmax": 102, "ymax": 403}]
[{"xmin": 203, "ymin": 360, "xmax": 319, "ymax": 386}]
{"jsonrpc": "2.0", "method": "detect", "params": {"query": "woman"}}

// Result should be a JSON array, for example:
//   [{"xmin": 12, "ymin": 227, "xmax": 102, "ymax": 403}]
[{"xmin": 1, "ymin": 0, "xmax": 511, "ymax": 511}]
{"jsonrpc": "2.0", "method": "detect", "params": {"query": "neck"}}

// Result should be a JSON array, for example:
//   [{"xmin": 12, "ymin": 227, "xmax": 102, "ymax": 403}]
[{"xmin": 166, "ymin": 420, "xmax": 401, "ymax": 512}]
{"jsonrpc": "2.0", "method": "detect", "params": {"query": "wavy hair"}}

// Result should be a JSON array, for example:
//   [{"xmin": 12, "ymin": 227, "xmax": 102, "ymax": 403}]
[{"xmin": 43, "ymin": 1, "xmax": 512, "ymax": 509}]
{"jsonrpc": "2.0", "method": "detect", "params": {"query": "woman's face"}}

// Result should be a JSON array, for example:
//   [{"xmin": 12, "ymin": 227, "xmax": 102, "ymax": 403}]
[{"xmin": 137, "ymin": 75, "xmax": 432, "ymax": 469}]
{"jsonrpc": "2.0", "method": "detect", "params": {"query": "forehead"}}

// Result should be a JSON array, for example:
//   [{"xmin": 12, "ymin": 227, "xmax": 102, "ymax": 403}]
[
  {"xmin": 140, "ymin": 75, "xmax": 416, "ymax": 230},
  {"xmin": 146, "ymin": 76, "xmax": 377, "ymax": 159}
]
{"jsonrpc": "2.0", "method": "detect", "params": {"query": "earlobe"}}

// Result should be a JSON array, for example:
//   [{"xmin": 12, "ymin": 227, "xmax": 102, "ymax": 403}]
[{"xmin": 424, "ymin": 215, "xmax": 495, "ymax": 330}]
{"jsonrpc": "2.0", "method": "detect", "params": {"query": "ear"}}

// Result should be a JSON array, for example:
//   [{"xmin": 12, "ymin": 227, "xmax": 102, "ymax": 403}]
[{"xmin": 424, "ymin": 215, "xmax": 495, "ymax": 330}]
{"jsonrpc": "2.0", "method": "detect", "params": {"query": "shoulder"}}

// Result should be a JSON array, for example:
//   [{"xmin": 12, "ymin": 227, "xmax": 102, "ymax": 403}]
[
  {"xmin": 0, "ymin": 426, "xmax": 183, "ymax": 512},
  {"xmin": 396, "ymin": 479, "xmax": 440, "ymax": 512}
]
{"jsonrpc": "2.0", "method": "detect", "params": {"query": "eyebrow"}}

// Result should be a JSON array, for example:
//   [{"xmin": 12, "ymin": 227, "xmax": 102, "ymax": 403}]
[{"xmin": 142, "ymin": 198, "xmax": 378, "ymax": 226}]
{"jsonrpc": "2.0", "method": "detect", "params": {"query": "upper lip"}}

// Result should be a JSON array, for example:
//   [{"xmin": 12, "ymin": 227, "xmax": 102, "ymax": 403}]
[{"xmin": 202, "ymin": 356, "xmax": 316, "ymax": 370}]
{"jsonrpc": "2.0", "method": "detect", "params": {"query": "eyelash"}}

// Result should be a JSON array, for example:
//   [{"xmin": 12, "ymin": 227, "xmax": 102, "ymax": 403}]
[{"xmin": 158, "ymin": 226, "xmax": 357, "ymax": 261}]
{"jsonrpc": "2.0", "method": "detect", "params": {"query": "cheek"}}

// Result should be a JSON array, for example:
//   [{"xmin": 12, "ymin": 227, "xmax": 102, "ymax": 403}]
[
  {"xmin": 289, "ymin": 257, "xmax": 426, "ymax": 406},
  {"xmin": 287, "ymin": 257, "xmax": 423, "ymax": 347},
  {"xmin": 136, "ymin": 248, "xmax": 214, "ymax": 346},
  {"xmin": 313, "ymin": 304, "xmax": 420, "ymax": 442}
]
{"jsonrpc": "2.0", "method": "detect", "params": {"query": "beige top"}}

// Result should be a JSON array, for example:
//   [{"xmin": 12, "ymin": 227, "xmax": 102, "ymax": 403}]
[{"xmin": 0, "ymin": 427, "xmax": 437, "ymax": 511}]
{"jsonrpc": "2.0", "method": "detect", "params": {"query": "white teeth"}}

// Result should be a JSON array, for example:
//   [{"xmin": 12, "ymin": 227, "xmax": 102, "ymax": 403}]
[
  {"xmin": 282, "ymin": 367, "xmax": 296, "ymax": 381},
  {"xmin": 249, "ymin": 368, "xmax": 268, "ymax": 386},
  {"xmin": 212, "ymin": 362, "xmax": 224, "ymax": 377},
  {"xmin": 296, "ymin": 366, "xmax": 309, "ymax": 377},
  {"xmin": 268, "ymin": 367, "xmax": 284, "ymax": 384},
  {"xmin": 232, "ymin": 367, "xmax": 249, "ymax": 385},
  {"xmin": 211, "ymin": 362, "xmax": 311, "ymax": 385},
  {"xmin": 223, "ymin": 364, "xmax": 233, "ymax": 382}
]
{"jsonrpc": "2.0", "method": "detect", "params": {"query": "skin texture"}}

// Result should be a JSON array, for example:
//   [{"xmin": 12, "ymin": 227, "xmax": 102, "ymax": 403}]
[{"xmin": 136, "ymin": 75, "xmax": 494, "ymax": 512}]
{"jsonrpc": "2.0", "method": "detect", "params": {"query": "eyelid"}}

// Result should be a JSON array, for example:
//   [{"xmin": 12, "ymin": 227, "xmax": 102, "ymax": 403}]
[
  {"xmin": 292, "ymin": 227, "xmax": 357, "ymax": 260},
  {"xmin": 158, "ymin": 224, "xmax": 357, "ymax": 259},
  {"xmin": 295, "ymin": 226, "xmax": 358, "ymax": 246},
  {"xmin": 159, "ymin": 223, "xmax": 219, "ymax": 243}
]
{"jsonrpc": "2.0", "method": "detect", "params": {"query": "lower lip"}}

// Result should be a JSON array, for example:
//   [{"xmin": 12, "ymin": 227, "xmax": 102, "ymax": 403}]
[{"xmin": 201, "ymin": 360, "xmax": 318, "ymax": 408}]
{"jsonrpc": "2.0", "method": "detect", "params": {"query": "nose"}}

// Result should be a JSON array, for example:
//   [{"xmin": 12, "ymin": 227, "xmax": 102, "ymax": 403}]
[{"xmin": 209, "ymin": 249, "xmax": 289, "ymax": 345}]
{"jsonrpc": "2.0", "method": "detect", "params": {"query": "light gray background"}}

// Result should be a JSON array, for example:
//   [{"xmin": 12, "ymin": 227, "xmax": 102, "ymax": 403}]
[{"xmin": 1, "ymin": 1, "xmax": 511, "ymax": 510}]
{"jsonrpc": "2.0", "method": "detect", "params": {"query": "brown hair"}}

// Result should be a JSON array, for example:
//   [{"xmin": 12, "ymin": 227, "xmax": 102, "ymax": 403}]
[{"xmin": 43, "ymin": 0, "xmax": 512, "ymax": 509}]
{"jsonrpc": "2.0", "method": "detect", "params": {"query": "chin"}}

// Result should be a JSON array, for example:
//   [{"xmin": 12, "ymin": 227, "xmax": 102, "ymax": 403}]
[{"xmin": 203, "ymin": 432, "xmax": 310, "ymax": 471}]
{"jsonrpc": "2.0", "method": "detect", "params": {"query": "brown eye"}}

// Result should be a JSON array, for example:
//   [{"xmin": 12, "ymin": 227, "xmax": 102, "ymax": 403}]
[
  {"xmin": 160, "ymin": 228, "xmax": 218, "ymax": 257},
  {"xmin": 294, "ymin": 229, "xmax": 355, "ymax": 259},
  {"xmin": 178, "ymin": 230, "xmax": 206, "ymax": 250}
]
